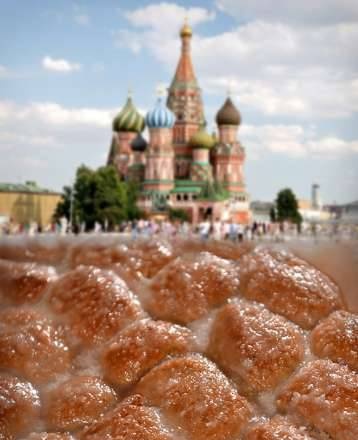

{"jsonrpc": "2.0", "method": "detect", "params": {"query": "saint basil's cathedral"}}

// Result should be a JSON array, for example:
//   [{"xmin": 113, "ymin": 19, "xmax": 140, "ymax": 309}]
[{"xmin": 107, "ymin": 21, "xmax": 250, "ymax": 223}]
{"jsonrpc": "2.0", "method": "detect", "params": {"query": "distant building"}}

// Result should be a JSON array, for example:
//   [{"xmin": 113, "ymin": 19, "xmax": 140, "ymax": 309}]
[
  {"xmin": 107, "ymin": 21, "xmax": 250, "ymax": 224},
  {"xmin": 340, "ymin": 201, "xmax": 358, "ymax": 223},
  {"xmin": 311, "ymin": 183, "xmax": 322, "ymax": 210},
  {"xmin": 250, "ymin": 201, "xmax": 274, "ymax": 223},
  {"xmin": 298, "ymin": 184, "xmax": 333, "ymax": 222},
  {"xmin": 325, "ymin": 200, "xmax": 358, "ymax": 224},
  {"xmin": 0, "ymin": 181, "xmax": 61, "ymax": 227},
  {"xmin": 298, "ymin": 199, "xmax": 331, "ymax": 222}
]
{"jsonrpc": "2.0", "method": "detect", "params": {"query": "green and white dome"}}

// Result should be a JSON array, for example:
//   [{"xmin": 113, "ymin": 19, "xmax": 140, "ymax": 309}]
[{"xmin": 113, "ymin": 96, "xmax": 145, "ymax": 133}]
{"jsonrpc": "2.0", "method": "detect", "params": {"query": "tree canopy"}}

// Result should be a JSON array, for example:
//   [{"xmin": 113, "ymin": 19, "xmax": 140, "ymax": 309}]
[
  {"xmin": 275, "ymin": 188, "xmax": 302, "ymax": 224},
  {"xmin": 168, "ymin": 207, "xmax": 190, "ymax": 222},
  {"xmin": 269, "ymin": 206, "xmax": 276, "ymax": 223},
  {"xmin": 54, "ymin": 165, "xmax": 141, "ymax": 230}
]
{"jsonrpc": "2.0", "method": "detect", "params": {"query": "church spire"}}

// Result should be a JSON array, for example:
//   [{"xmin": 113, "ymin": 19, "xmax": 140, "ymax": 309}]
[
  {"xmin": 172, "ymin": 18, "xmax": 196, "ymax": 84},
  {"xmin": 180, "ymin": 15, "xmax": 192, "ymax": 38},
  {"xmin": 167, "ymin": 19, "xmax": 204, "ymax": 127},
  {"xmin": 167, "ymin": 19, "xmax": 205, "ymax": 178}
]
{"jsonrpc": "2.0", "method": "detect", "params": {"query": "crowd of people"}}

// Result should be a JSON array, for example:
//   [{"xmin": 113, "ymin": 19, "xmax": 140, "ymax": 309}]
[{"xmin": 1, "ymin": 215, "xmax": 356, "ymax": 242}]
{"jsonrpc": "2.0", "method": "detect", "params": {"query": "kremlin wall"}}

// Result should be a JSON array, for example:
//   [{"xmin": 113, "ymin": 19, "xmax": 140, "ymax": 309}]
[{"xmin": 107, "ymin": 21, "xmax": 250, "ymax": 224}]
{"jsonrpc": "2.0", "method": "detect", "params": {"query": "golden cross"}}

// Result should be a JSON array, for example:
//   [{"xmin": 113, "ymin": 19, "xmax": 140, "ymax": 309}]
[{"xmin": 156, "ymin": 84, "xmax": 167, "ymax": 98}]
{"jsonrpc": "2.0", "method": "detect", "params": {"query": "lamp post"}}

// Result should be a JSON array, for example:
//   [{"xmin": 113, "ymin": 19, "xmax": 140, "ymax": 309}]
[{"xmin": 69, "ymin": 180, "xmax": 75, "ymax": 234}]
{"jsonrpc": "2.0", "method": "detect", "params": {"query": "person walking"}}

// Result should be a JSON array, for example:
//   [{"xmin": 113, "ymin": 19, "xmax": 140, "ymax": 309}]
[
  {"xmin": 229, "ymin": 220, "xmax": 237, "ymax": 242},
  {"xmin": 213, "ymin": 218, "xmax": 222, "ymax": 240},
  {"xmin": 237, "ymin": 223, "xmax": 244, "ymax": 242}
]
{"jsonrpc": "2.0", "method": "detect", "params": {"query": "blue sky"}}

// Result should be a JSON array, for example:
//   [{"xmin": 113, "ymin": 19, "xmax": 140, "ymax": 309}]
[{"xmin": 0, "ymin": 0, "xmax": 357, "ymax": 204}]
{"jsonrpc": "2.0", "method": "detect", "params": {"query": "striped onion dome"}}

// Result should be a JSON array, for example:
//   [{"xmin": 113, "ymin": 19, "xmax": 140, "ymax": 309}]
[
  {"xmin": 113, "ymin": 96, "xmax": 145, "ymax": 133},
  {"xmin": 189, "ymin": 129, "xmax": 216, "ymax": 150},
  {"xmin": 131, "ymin": 133, "xmax": 148, "ymax": 152},
  {"xmin": 145, "ymin": 98, "xmax": 175, "ymax": 129}
]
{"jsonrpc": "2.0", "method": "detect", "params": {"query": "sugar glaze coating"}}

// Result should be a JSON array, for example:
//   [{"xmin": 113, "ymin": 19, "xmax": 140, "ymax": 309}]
[
  {"xmin": 147, "ymin": 252, "xmax": 240, "ymax": 324},
  {"xmin": 209, "ymin": 300, "xmax": 304, "ymax": 394},
  {"xmin": 0, "ymin": 238, "xmax": 355, "ymax": 440},
  {"xmin": 0, "ymin": 308, "xmax": 71, "ymax": 384},
  {"xmin": 136, "ymin": 354, "xmax": 252, "ymax": 440},
  {"xmin": 239, "ymin": 248, "xmax": 343, "ymax": 329}
]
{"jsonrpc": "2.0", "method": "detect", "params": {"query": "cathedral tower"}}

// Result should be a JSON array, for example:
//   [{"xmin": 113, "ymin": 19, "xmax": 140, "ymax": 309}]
[
  {"xmin": 214, "ymin": 97, "xmax": 247, "ymax": 198},
  {"xmin": 106, "ymin": 22, "xmax": 250, "ymax": 224},
  {"xmin": 189, "ymin": 129, "xmax": 215, "ymax": 182},
  {"xmin": 128, "ymin": 134, "xmax": 147, "ymax": 183},
  {"xmin": 143, "ymin": 97, "xmax": 175, "ymax": 209},
  {"xmin": 167, "ymin": 20, "xmax": 205, "ymax": 178},
  {"xmin": 108, "ymin": 94, "xmax": 145, "ymax": 180}
]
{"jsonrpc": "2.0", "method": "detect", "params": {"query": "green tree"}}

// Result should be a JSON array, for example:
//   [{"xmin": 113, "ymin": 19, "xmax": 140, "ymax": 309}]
[
  {"xmin": 276, "ymin": 188, "xmax": 302, "ymax": 224},
  {"xmin": 93, "ymin": 166, "xmax": 128, "ymax": 227},
  {"xmin": 74, "ymin": 165, "xmax": 97, "ymax": 228},
  {"xmin": 126, "ymin": 181, "xmax": 142, "ymax": 220},
  {"xmin": 169, "ymin": 207, "xmax": 189, "ymax": 222},
  {"xmin": 54, "ymin": 165, "xmax": 139, "ymax": 230},
  {"xmin": 269, "ymin": 206, "xmax": 276, "ymax": 222},
  {"xmin": 53, "ymin": 185, "xmax": 73, "ymax": 221}
]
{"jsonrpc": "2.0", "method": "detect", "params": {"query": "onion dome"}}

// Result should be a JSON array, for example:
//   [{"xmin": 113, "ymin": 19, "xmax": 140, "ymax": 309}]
[
  {"xmin": 113, "ymin": 96, "xmax": 145, "ymax": 133},
  {"xmin": 131, "ymin": 134, "xmax": 148, "ymax": 152},
  {"xmin": 180, "ymin": 22, "xmax": 192, "ymax": 38},
  {"xmin": 189, "ymin": 129, "xmax": 216, "ymax": 150},
  {"xmin": 146, "ymin": 98, "xmax": 175, "ymax": 129},
  {"xmin": 216, "ymin": 97, "xmax": 241, "ymax": 126}
]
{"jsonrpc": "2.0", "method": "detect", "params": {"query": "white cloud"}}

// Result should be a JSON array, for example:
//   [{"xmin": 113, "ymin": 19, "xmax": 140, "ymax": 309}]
[
  {"xmin": 119, "ymin": 6, "xmax": 358, "ymax": 120},
  {"xmin": 307, "ymin": 137, "xmax": 358, "ymax": 154},
  {"xmin": 216, "ymin": 0, "xmax": 358, "ymax": 25},
  {"xmin": 204, "ymin": 75, "xmax": 358, "ymax": 119},
  {"xmin": 124, "ymin": 2, "xmax": 215, "ymax": 35},
  {"xmin": 42, "ymin": 56, "xmax": 81, "ymax": 73},
  {"xmin": 74, "ymin": 14, "xmax": 90, "ymax": 26},
  {"xmin": 116, "ymin": 3, "xmax": 216, "ymax": 53},
  {"xmin": 0, "ymin": 131, "xmax": 56, "ymax": 147},
  {"xmin": 21, "ymin": 103, "xmax": 113, "ymax": 127},
  {"xmin": 0, "ymin": 100, "xmax": 117, "ymax": 158},
  {"xmin": 240, "ymin": 123, "xmax": 358, "ymax": 158},
  {"xmin": 0, "ymin": 100, "xmax": 117, "ymax": 189}
]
